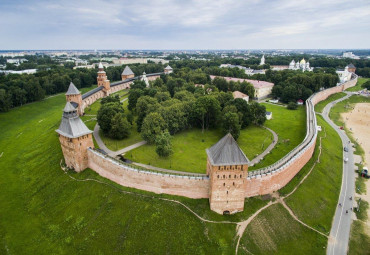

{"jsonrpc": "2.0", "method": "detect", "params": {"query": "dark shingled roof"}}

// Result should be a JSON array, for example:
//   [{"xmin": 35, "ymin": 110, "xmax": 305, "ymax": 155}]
[
  {"xmin": 56, "ymin": 102, "xmax": 93, "ymax": 139},
  {"xmin": 206, "ymin": 133, "xmax": 249, "ymax": 166},
  {"xmin": 65, "ymin": 82, "xmax": 80, "ymax": 95},
  {"xmin": 347, "ymin": 63, "xmax": 355, "ymax": 68},
  {"xmin": 82, "ymin": 86, "xmax": 103, "ymax": 100},
  {"xmin": 122, "ymin": 66, "xmax": 134, "ymax": 75}
]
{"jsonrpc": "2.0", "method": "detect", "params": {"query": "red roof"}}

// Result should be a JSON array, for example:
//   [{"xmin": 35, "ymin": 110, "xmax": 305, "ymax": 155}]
[
  {"xmin": 297, "ymin": 99, "xmax": 304, "ymax": 103},
  {"xmin": 210, "ymin": 75, "xmax": 274, "ymax": 89}
]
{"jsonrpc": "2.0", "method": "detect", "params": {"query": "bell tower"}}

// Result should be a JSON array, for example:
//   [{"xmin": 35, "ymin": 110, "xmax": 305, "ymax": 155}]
[
  {"xmin": 56, "ymin": 102, "xmax": 94, "ymax": 172},
  {"xmin": 97, "ymin": 62, "xmax": 110, "ymax": 95},
  {"xmin": 65, "ymin": 82, "xmax": 83, "ymax": 116},
  {"xmin": 206, "ymin": 133, "xmax": 249, "ymax": 214}
]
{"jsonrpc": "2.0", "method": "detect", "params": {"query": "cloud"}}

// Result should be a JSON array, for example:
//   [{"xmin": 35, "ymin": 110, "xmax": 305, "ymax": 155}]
[{"xmin": 0, "ymin": 0, "xmax": 369, "ymax": 49}]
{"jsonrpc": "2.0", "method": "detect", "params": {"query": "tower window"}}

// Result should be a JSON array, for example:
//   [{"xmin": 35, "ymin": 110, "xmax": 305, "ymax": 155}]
[
  {"xmin": 233, "ymin": 182, "xmax": 235, "ymax": 186},
  {"xmin": 223, "ymin": 183, "xmax": 225, "ymax": 186},
  {"xmin": 229, "ymin": 175, "xmax": 231, "ymax": 178},
  {"xmin": 240, "ymin": 174, "xmax": 242, "ymax": 178},
  {"xmin": 217, "ymin": 175, "xmax": 219, "ymax": 179},
  {"xmin": 227, "ymin": 191, "xmax": 228, "ymax": 194}
]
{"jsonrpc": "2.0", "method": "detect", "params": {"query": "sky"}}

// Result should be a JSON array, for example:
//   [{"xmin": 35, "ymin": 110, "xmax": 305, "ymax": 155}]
[{"xmin": 0, "ymin": 0, "xmax": 370, "ymax": 50}]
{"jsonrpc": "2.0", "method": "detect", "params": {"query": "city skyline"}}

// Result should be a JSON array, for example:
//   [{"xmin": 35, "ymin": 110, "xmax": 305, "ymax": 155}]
[{"xmin": 1, "ymin": 0, "xmax": 370, "ymax": 50}]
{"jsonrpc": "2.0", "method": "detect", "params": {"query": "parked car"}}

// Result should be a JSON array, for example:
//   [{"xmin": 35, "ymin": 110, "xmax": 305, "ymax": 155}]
[
  {"xmin": 344, "ymin": 147, "xmax": 348, "ymax": 152},
  {"xmin": 344, "ymin": 157, "xmax": 349, "ymax": 162},
  {"xmin": 340, "ymin": 126, "xmax": 344, "ymax": 130}
]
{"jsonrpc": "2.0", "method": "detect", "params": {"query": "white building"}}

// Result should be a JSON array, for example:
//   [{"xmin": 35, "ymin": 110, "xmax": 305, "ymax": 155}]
[
  {"xmin": 141, "ymin": 72, "xmax": 150, "ymax": 87},
  {"xmin": 336, "ymin": 66, "xmax": 352, "ymax": 84},
  {"xmin": 260, "ymin": 55, "xmax": 265, "ymax": 65},
  {"xmin": 288, "ymin": 58, "xmax": 313, "ymax": 72},
  {"xmin": 342, "ymin": 52, "xmax": 360, "ymax": 59}
]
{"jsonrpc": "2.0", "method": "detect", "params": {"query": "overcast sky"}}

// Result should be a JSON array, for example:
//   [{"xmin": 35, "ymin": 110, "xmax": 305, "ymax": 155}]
[{"xmin": 1, "ymin": 0, "xmax": 369, "ymax": 50}]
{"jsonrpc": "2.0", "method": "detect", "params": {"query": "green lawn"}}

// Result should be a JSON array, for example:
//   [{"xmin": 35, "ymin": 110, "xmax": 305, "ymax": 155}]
[
  {"xmin": 346, "ymin": 77, "xmax": 369, "ymax": 92},
  {"xmin": 284, "ymin": 116, "xmax": 343, "ymax": 234},
  {"xmin": 99, "ymin": 124, "xmax": 142, "ymax": 151},
  {"xmin": 126, "ymin": 126, "xmax": 272, "ymax": 174},
  {"xmin": 348, "ymin": 220, "xmax": 370, "ymax": 255},
  {"xmin": 250, "ymin": 103, "xmax": 306, "ymax": 170},
  {"xmin": 238, "ymin": 203, "xmax": 327, "ymax": 255},
  {"xmin": 314, "ymin": 92, "xmax": 346, "ymax": 113}
]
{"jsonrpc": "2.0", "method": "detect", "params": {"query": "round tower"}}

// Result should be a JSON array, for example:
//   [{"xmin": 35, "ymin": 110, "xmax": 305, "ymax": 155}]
[{"xmin": 56, "ymin": 102, "xmax": 94, "ymax": 172}]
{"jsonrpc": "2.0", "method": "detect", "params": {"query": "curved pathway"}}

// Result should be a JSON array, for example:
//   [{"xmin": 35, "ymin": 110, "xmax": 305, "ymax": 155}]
[
  {"xmin": 323, "ymin": 93, "xmax": 356, "ymax": 255},
  {"xmin": 249, "ymin": 127, "xmax": 278, "ymax": 166}
]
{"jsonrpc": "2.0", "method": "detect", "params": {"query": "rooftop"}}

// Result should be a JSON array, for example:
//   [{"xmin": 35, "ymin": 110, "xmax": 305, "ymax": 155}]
[
  {"xmin": 210, "ymin": 75, "xmax": 274, "ymax": 89},
  {"xmin": 206, "ymin": 133, "xmax": 249, "ymax": 166},
  {"xmin": 122, "ymin": 66, "xmax": 134, "ymax": 75},
  {"xmin": 65, "ymin": 82, "xmax": 80, "ymax": 95}
]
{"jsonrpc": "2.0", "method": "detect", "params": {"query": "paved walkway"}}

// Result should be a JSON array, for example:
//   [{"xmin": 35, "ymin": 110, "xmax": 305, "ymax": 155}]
[
  {"xmin": 249, "ymin": 126, "xmax": 278, "ymax": 166},
  {"xmin": 93, "ymin": 124, "xmax": 147, "ymax": 157},
  {"xmin": 324, "ymin": 93, "xmax": 356, "ymax": 255},
  {"xmin": 120, "ymin": 98, "xmax": 128, "ymax": 103},
  {"xmin": 132, "ymin": 162, "xmax": 207, "ymax": 177}
]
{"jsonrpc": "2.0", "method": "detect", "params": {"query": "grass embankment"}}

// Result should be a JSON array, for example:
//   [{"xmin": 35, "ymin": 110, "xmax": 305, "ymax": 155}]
[
  {"xmin": 0, "ymin": 92, "xmax": 246, "ymax": 254},
  {"xmin": 249, "ymin": 103, "xmax": 306, "ymax": 170},
  {"xmin": 126, "ymin": 126, "xmax": 272, "ymax": 174},
  {"xmin": 238, "ymin": 203, "xmax": 327, "ymax": 255},
  {"xmin": 314, "ymin": 92, "xmax": 346, "ymax": 113},
  {"xmin": 348, "ymin": 220, "xmax": 370, "ymax": 255},
  {"xmin": 346, "ymin": 77, "xmax": 369, "ymax": 92},
  {"xmin": 239, "ymin": 115, "xmax": 343, "ymax": 254}
]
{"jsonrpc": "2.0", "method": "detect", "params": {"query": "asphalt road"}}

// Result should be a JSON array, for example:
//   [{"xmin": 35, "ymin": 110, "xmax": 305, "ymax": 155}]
[{"xmin": 324, "ymin": 93, "xmax": 356, "ymax": 255}]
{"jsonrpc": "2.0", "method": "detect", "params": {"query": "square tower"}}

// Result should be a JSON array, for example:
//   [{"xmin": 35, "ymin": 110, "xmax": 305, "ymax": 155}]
[
  {"xmin": 97, "ymin": 62, "xmax": 110, "ymax": 95},
  {"xmin": 121, "ymin": 65, "xmax": 135, "ymax": 80},
  {"xmin": 56, "ymin": 102, "xmax": 94, "ymax": 172},
  {"xmin": 206, "ymin": 133, "xmax": 249, "ymax": 214}
]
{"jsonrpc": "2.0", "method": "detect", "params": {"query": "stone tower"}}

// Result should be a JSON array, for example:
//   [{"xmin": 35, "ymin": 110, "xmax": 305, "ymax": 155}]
[
  {"xmin": 206, "ymin": 133, "xmax": 249, "ymax": 214},
  {"xmin": 164, "ymin": 65, "xmax": 173, "ymax": 74},
  {"xmin": 97, "ymin": 62, "xmax": 110, "ymax": 95},
  {"xmin": 121, "ymin": 65, "xmax": 135, "ymax": 80},
  {"xmin": 141, "ymin": 71, "xmax": 149, "ymax": 87},
  {"xmin": 56, "ymin": 102, "xmax": 94, "ymax": 172},
  {"xmin": 65, "ymin": 82, "xmax": 83, "ymax": 116}
]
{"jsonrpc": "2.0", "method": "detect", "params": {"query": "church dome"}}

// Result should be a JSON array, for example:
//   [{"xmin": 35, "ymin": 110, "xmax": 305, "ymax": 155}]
[{"xmin": 300, "ymin": 58, "xmax": 306, "ymax": 65}]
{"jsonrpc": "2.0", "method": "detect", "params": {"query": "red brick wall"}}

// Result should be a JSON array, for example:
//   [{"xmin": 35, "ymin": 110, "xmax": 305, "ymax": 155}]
[{"xmin": 87, "ymin": 149, "xmax": 209, "ymax": 198}]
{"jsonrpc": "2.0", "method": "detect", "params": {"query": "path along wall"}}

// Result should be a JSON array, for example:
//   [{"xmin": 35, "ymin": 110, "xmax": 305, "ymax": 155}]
[
  {"xmin": 86, "ymin": 75, "xmax": 357, "ymax": 199},
  {"xmin": 244, "ymin": 74, "xmax": 358, "ymax": 197}
]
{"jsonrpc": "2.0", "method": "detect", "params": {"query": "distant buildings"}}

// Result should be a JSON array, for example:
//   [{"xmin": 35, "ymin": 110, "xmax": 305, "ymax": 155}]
[
  {"xmin": 112, "ymin": 58, "xmax": 148, "ymax": 65},
  {"xmin": 219, "ymin": 64, "xmax": 266, "ymax": 76},
  {"xmin": 336, "ymin": 64, "xmax": 356, "ymax": 84},
  {"xmin": 210, "ymin": 75, "xmax": 274, "ymax": 100},
  {"xmin": 0, "ymin": 69, "xmax": 37, "ymax": 75},
  {"xmin": 6, "ymin": 58, "xmax": 28, "ymax": 66},
  {"xmin": 288, "ymin": 58, "xmax": 313, "ymax": 72},
  {"xmin": 260, "ymin": 55, "xmax": 265, "ymax": 65},
  {"xmin": 342, "ymin": 52, "xmax": 360, "ymax": 59}
]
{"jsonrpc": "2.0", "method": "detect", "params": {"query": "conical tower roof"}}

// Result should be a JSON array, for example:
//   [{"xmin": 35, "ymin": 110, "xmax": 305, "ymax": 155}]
[
  {"xmin": 98, "ymin": 62, "xmax": 104, "ymax": 69},
  {"xmin": 65, "ymin": 82, "xmax": 80, "ymax": 95},
  {"xmin": 56, "ymin": 102, "xmax": 93, "ymax": 139},
  {"xmin": 206, "ymin": 133, "xmax": 249, "ymax": 166},
  {"xmin": 63, "ymin": 101, "xmax": 76, "ymax": 112},
  {"xmin": 122, "ymin": 66, "xmax": 134, "ymax": 75},
  {"xmin": 165, "ymin": 65, "xmax": 173, "ymax": 70}
]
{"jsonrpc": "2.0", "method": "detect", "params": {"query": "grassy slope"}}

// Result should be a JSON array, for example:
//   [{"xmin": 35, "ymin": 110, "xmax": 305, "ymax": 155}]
[
  {"xmin": 238, "ymin": 203, "xmax": 327, "ymax": 255},
  {"xmin": 314, "ymin": 92, "xmax": 346, "ymax": 113},
  {"xmin": 0, "ymin": 92, "xmax": 246, "ymax": 254},
  {"xmin": 126, "ymin": 126, "xmax": 271, "ymax": 174},
  {"xmin": 250, "ymin": 103, "xmax": 306, "ymax": 170},
  {"xmin": 285, "ymin": 116, "xmax": 342, "ymax": 234},
  {"xmin": 346, "ymin": 77, "xmax": 369, "ymax": 92}
]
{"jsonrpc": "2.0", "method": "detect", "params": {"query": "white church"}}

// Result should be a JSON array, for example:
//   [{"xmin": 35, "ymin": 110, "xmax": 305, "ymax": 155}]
[{"xmin": 289, "ymin": 58, "xmax": 313, "ymax": 72}]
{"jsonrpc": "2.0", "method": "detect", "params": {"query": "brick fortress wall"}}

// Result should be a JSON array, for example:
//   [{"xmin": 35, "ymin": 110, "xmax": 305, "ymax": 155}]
[{"xmin": 85, "ymin": 75, "xmax": 357, "ymax": 199}]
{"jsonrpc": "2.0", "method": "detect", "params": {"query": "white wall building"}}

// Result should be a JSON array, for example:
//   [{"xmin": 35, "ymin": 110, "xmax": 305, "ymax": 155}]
[
  {"xmin": 336, "ymin": 66, "xmax": 352, "ymax": 84},
  {"xmin": 288, "ymin": 58, "xmax": 313, "ymax": 72}
]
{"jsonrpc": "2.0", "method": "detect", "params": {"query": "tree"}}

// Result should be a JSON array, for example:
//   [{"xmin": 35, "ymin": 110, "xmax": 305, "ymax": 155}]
[
  {"xmin": 250, "ymin": 102, "xmax": 266, "ymax": 125},
  {"xmin": 155, "ymin": 131, "xmax": 173, "ymax": 157},
  {"xmin": 222, "ymin": 112, "xmax": 241, "ymax": 140},
  {"xmin": 128, "ymin": 89, "xmax": 144, "ymax": 111},
  {"xmin": 287, "ymin": 102, "xmax": 298, "ymax": 110},
  {"xmin": 141, "ymin": 112, "xmax": 168, "ymax": 144},
  {"xmin": 155, "ymin": 91, "xmax": 171, "ymax": 102},
  {"xmin": 232, "ymin": 98, "xmax": 252, "ymax": 128},
  {"xmin": 101, "ymin": 95, "xmax": 120, "ymax": 105},
  {"xmin": 192, "ymin": 96, "xmax": 221, "ymax": 132},
  {"xmin": 109, "ymin": 113, "xmax": 131, "ymax": 139},
  {"xmin": 212, "ymin": 77, "xmax": 229, "ymax": 92},
  {"xmin": 0, "ymin": 89, "xmax": 12, "ymax": 112},
  {"xmin": 136, "ymin": 96, "xmax": 159, "ymax": 132},
  {"xmin": 362, "ymin": 80, "xmax": 370, "ymax": 90},
  {"xmin": 97, "ymin": 102, "xmax": 124, "ymax": 133}
]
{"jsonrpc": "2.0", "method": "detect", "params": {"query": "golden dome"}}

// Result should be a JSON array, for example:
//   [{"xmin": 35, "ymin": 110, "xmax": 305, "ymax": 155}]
[{"xmin": 300, "ymin": 58, "xmax": 306, "ymax": 65}]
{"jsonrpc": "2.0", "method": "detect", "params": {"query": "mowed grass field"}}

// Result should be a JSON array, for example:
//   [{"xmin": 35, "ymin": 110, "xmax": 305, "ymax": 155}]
[
  {"xmin": 126, "ymin": 126, "xmax": 273, "ymax": 173},
  {"xmin": 239, "ymin": 115, "xmax": 343, "ymax": 254},
  {"xmin": 346, "ymin": 77, "xmax": 369, "ymax": 92},
  {"xmin": 0, "ymin": 92, "xmax": 243, "ymax": 254},
  {"xmin": 249, "ymin": 103, "xmax": 306, "ymax": 170},
  {"xmin": 314, "ymin": 92, "xmax": 346, "ymax": 113}
]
